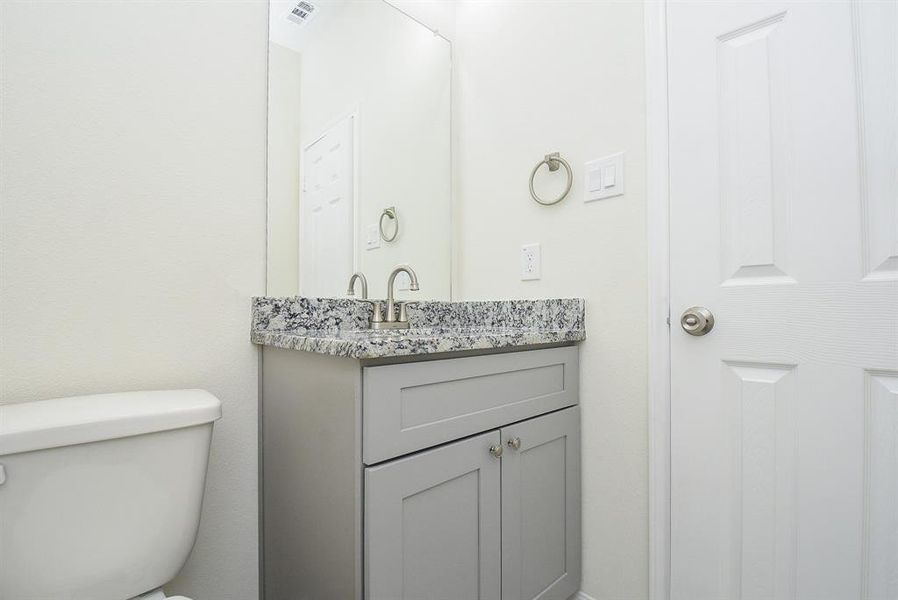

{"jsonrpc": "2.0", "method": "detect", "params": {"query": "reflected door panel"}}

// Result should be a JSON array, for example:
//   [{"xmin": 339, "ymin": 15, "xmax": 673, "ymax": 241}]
[{"xmin": 300, "ymin": 116, "xmax": 353, "ymax": 297}]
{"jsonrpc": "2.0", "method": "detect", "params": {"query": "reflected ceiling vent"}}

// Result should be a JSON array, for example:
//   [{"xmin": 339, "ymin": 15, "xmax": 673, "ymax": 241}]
[{"xmin": 286, "ymin": 1, "xmax": 318, "ymax": 27}]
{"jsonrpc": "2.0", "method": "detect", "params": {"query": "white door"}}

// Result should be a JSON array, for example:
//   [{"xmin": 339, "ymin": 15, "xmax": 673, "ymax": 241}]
[
  {"xmin": 300, "ymin": 116, "xmax": 354, "ymax": 296},
  {"xmin": 668, "ymin": 2, "xmax": 898, "ymax": 599}
]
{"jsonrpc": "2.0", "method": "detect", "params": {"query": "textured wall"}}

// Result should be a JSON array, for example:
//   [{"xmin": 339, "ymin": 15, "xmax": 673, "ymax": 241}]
[
  {"xmin": 0, "ymin": 1, "xmax": 268, "ymax": 598},
  {"xmin": 453, "ymin": 2, "xmax": 649, "ymax": 598}
]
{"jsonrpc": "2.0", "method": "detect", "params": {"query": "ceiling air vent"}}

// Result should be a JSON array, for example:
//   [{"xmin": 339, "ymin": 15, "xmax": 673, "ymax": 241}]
[{"xmin": 286, "ymin": 1, "xmax": 317, "ymax": 27}]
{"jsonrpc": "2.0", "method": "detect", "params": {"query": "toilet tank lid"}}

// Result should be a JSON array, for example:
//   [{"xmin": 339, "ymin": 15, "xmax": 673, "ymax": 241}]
[{"xmin": 0, "ymin": 389, "xmax": 222, "ymax": 456}]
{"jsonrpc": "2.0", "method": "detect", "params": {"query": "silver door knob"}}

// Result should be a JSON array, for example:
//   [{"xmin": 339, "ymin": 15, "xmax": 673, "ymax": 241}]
[
  {"xmin": 680, "ymin": 306, "xmax": 714, "ymax": 336},
  {"xmin": 506, "ymin": 437, "xmax": 521, "ymax": 451},
  {"xmin": 489, "ymin": 444, "xmax": 504, "ymax": 458}
]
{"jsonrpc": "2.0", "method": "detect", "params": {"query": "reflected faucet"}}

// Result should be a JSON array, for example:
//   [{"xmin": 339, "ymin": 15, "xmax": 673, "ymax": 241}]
[
  {"xmin": 347, "ymin": 272, "xmax": 368, "ymax": 300},
  {"xmin": 371, "ymin": 264, "xmax": 419, "ymax": 330}
]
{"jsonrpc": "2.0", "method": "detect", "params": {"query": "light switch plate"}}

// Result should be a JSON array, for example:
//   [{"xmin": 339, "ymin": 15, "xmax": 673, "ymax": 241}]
[
  {"xmin": 365, "ymin": 223, "xmax": 381, "ymax": 250},
  {"xmin": 521, "ymin": 243, "xmax": 541, "ymax": 281},
  {"xmin": 584, "ymin": 152, "xmax": 625, "ymax": 202}
]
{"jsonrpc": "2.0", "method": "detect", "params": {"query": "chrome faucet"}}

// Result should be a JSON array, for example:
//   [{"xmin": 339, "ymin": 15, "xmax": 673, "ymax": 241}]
[
  {"xmin": 371, "ymin": 264, "xmax": 419, "ymax": 330},
  {"xmin": 346, "ymin": 272, "xmax": 368, "ymax": 300}
]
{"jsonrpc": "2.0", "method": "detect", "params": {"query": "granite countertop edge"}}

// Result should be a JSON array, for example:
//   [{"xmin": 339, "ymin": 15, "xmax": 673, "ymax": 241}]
[
  {"xmin": 251, "ymin": 327, "xmax": 586, "ymax": 360},
  {"xmin": 251, "ymin": 297, "xmax": 586, "ymax": 359}
]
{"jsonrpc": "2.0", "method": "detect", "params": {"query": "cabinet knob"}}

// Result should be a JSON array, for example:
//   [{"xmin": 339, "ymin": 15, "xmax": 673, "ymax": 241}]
[
  {"xmin": 506, "ymin": 437, "xmax": 522, "ymax": 451},
  {"xmin": 489, "ymin": 444, "xmax": 504, "ymax": 458}
]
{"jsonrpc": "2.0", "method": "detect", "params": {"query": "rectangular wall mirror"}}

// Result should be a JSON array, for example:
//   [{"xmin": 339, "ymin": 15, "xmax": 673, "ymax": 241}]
[{"xmin": 267, "ymin": 0, "xmax": 452, "ymax": 300}]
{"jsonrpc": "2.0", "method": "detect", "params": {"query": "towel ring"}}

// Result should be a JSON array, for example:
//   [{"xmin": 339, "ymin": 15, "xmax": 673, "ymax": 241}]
[
  {"xmin": 379, "ymin": 206, "xmax": 399, "ymax": 242},
  {"xmin": 529, "ymin": 152, "xmax": 572, "ymax": 206}
]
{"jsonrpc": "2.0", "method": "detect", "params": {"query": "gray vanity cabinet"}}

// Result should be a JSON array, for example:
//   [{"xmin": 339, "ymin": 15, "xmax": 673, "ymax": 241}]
[
  {"xmin": 365, "ymin": 430, "xmax": 503, "ymax": 600},
  {"xmin": 365, "ymin": 406, "xmax": 581, "ymax": 600},
  {"xmin": 501, "ymin": 407, "xmax": 581, "ymax": 600},
  {"xmin": 261, "ymin": 345, "xmax": 581, "ymax": 600}
]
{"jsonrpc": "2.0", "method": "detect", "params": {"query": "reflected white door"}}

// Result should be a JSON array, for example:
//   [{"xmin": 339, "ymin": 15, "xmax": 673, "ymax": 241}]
[
  {"xmin": 668, "ymin": 2, "xmax": 898, "ymax": 599},
  {"xmin": 300, "ymin": 116, "xmax": 354, "ymax": 296}
]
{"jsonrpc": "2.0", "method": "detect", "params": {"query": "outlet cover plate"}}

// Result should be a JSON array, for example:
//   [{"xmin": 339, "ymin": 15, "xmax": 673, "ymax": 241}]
[{"xmin": 521, "ymin": 243, "xmax": 541, "ymax": 280}]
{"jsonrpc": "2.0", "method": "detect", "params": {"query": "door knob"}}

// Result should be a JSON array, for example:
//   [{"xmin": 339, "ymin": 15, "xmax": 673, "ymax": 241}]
[
  {"xmin": 489, "ymin": 444, "xmax": 504, "ymax": 458},
  {"xmin": 506, "ymin": 437, "xmax": 522, "ymax": 451},
  {"xmin": 680, "ymin": 306, "xmax": 714, "ymax": 336}
]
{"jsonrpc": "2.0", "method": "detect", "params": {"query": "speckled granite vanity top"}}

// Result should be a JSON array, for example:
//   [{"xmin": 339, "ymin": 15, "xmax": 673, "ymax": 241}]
[{"xmin": 251, "ymin": 297, "xmax": 585, "ymax": 359}]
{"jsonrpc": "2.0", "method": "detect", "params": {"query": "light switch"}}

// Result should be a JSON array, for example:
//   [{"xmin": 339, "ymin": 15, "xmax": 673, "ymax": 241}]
[
  {"xmin": 365, "ymin": 224, "xmax": 380, "ymax": 250},
  {"xmin": 584, "ymin": 152, "xmax": 625, "ymax": 202},
  {"xmin": 603, "ymin": 165, "xmax": 616, "ymax": 187},
  {"xmin": 587, "ymin": 169, "xmax": 603, "ymax": 193}
]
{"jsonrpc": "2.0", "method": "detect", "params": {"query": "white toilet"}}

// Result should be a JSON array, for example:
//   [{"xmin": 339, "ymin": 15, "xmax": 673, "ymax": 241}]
[{"xmin": 0, "ymin": 389, "xmax": 222, "ymax": 600}]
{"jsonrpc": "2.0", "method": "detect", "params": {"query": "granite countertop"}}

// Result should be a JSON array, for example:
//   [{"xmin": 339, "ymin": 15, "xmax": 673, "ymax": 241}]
[{"xmin": 251, "ymin": 297, "xmax": 586, "ymax": 359}]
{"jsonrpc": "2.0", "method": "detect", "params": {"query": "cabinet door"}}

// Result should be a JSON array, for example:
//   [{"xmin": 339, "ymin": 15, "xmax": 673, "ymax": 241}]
[
  {"xmin": 365, "ymin": 430, "xmax": 502, "ymax": 600},
  {"xmin": 501, "ymin": 407, "xmax": 581, "ymax": 600}
]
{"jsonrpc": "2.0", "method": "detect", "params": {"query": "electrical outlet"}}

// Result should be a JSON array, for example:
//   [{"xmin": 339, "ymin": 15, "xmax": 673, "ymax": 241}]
[{"xmin": 521, "ymin": 243, "xmax": 541, "ymax": 280}]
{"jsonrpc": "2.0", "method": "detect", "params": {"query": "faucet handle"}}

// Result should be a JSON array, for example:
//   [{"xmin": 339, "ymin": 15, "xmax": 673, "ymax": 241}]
[
  {"xmin": 370, "ymin": 301, "xmax": 385, "ymax": 324},
  {"xmin": 398, "ymin": 302, "xmax": 409, "ymax": 324}
]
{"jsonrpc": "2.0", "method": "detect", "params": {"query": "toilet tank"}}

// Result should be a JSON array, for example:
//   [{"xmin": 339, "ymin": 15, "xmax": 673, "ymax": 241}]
[{"xmin": 0, "ymin": 390, "xmax": 222, "ymax": 600}]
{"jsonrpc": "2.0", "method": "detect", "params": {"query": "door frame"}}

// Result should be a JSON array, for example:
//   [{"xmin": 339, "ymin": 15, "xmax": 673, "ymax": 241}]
[{"xmin": 645, "ymin": 2, "xmax": 672, "ymax": 600}]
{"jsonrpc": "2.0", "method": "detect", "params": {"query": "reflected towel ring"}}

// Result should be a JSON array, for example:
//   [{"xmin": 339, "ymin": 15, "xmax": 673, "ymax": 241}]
[
  {"xmin": 529, "ymin": 152, "xmax": 572, "ymax": 206},
  {"xmin": 379, "ymin": 206, "xmax": 399, "ymax": 242}
]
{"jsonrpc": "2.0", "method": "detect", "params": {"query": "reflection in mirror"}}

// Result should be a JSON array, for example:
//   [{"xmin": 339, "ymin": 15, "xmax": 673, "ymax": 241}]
[{"xmin": 267, "ymin": 0, "xmax": 451, "ymax": 300}]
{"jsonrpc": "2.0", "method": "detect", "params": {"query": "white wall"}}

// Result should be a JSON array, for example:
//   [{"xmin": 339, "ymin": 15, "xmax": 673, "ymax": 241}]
[
  {"xmin": 268, "ymin": 42, "xmax": 304, "ymax": 297},
  {"xmin": 453, "ymin": 2, "xmax": 649, "ymax": 599},
  {"xmin": 0, "ymin": 2, "xmax": 267, "ymax": 599}
]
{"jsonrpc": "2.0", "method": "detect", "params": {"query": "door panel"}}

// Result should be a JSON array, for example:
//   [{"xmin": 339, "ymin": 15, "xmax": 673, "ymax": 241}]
[
  {"xmin": 717, "ymin": 11, "xmax": 792, "ymax": 285},
  {"xmin": 364, "ymin": 430, "xmax": 501, "ymax": 600},
  {"xmin": 668, "ymin": 2, "xmax": 898, "ymax": 599},
  {"xmin": 300, "ymin": 116, "xmax": 354, "ymax": 296},
  {"xmin": 866, "ymin": 372, "xmax": 898, "ymax": 600},
  {"xmin": 854, "ymin": 2, "xmax": 898, "ymax": 281},
  {"xmin": 501, "ymin": 407, "xmax": 581, "ymax": 600},
  {"xmin": 721, "ymin": 362, "xmax": 798, "ymax": 600}
]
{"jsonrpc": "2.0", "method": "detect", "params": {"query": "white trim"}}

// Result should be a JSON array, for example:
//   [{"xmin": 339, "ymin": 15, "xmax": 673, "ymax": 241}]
[{"xmin": 645, "ymin": 2, "xmax": 671, "ymax": 600}]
